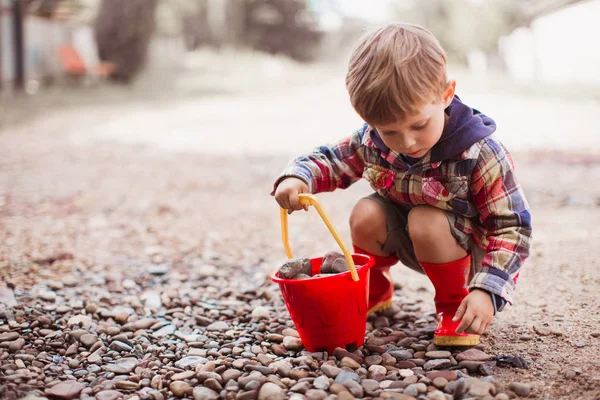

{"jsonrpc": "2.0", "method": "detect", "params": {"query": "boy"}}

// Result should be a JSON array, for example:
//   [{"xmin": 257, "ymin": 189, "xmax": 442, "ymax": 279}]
[{"xmin": 272, "ymin": 23, "xmax": 532, "ymax": 346}]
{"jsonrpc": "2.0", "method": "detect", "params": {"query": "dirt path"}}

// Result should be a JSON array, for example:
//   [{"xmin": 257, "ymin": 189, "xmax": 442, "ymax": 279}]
[{"xmin": 1, "ymin": 74, "xmax": 599, "ymax": 399}]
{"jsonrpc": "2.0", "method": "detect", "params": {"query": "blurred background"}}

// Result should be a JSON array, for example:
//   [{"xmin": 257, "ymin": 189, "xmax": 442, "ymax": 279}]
[{"xmin": 1, "ymin": 0, "xmax": 600, "ymax": 153}]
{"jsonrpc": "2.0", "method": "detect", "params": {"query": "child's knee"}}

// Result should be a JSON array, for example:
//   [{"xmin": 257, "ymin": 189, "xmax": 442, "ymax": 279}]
[
  {"xmin": 407, "ymin": 205, "xmax": 451, "ymax": 244},
  {"xmin": 350, "ymin": 199, "xmax": 387, "ymax": 244}
]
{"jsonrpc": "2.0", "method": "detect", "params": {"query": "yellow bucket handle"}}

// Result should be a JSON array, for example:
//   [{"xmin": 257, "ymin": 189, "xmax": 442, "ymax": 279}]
[{"xmin": 280, "ymin": 193, "xmax": 359, "ymax": 282}]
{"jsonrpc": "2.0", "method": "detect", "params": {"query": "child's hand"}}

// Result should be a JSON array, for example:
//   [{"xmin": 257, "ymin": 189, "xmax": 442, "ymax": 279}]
[
  {"xmin": 453, "ymin": 289, "xmax": 494, "ymax": 335},
  {"xmin": 273, "ymin": 178, "xmax": 310, "ymax": 213}
]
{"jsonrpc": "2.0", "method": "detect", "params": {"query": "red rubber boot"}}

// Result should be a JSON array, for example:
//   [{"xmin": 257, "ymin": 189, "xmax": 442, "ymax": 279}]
[
  {"xmin": 353, "ymin": 245, "xmax": 398, "ymax": 314},
  {"xmin": 420, "ymin": 255, "xmax": 480, "ymax": 346}
]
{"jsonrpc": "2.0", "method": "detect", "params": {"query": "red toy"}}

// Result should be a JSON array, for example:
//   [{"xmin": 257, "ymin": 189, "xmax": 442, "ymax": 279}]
[{"xmin": 271, "ymin": 194, "xmax": 374, "ymax": 353}]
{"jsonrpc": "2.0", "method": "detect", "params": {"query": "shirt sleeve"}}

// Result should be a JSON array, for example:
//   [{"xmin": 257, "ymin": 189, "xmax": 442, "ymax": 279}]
[
  {"xmin": 468, "ymin": 138, "xmax": 532, "ymax": 304},
  {"xmin": 272, "ymin": 127, "xmax": 367, "ymax": 194}
]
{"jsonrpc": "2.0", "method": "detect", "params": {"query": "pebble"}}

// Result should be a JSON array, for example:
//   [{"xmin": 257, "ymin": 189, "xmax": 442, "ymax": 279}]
[
  {"xmin": 80, "ymin": 334, "xmax": 98, "ymax": 348},
  {"xmin": 509, "ymin": 382, "xmax": 534, "ymax": 397},
  {"xmin": 340, "ymin": 357, "xmax": 361, "ymax": 369},
  {"xmin": 45, "ymin": 381, "xmax": 87, "ymax": 399},
  {"xmin": 278, "ymin": 258, "xmax": 312, "ymax": 279},
  {"xmin": 258, "ymin": 382, "xmax": 286, "ymax": 400},
  {"xmin": 425, "ymin": 351, "xmax": 451, "ymax": 359},
  {"xmin": 0, "ymin": 332, "xmax": 19, "ymax": 342},
  {"xmin": 133, "ymin": 318, "xmax": 157, "ymax": 330},
  {"xmin": 342, "ymin": 380, "xmax": 364, "ymax": 398},
  {"xmin": 432, "ymin": 376, "xmax": 448, "ymax": 389},
  {"xmin": 175, "ymin": 356, "xmax": 208, "ymax": 369},
  {"xmin": 172, "ymin": 370, "xmax": 196, "ymax": 380},
  {"xmin": 388, "ymin": 350, "xmax": 413, "ymax": 361},
  {"xmin": 364, "ymin": 355, "xmax": 382, "ymax": 367},
  {"xmin": 95, "ymin": 390, "xmax": 123, "ymax": 400},
  {"xmin": 206, "ymin": 321, "xmax": 229, "ymax": 331},
  {"xmin": 455, "ymin": 348, "xmax": 494, "ymax": 362},
  {"xmin": 427, "ymin": 390, "xmax": 446, "ymax": 400},
  {"xmin": 519, "ymin": 334, "xmax": 534, "ymax": 341},
  {"xmin": 321, "ymin": 364, "xmax": 341, "ymax": 378},
  {"xmin": 534, "ymin": 325, "xmax": 553, "ymax": 336},
  {"xmin": 334, "ymin": 370, "xmax": 360, "ymax": 384},
  {"xmin": 305, "ymin": 389, "xmax": 328, "ymax": 400},
  {"xmin": 282, "ymin": 336, "xmax": 303, "ymax": 351},
  {"xmin": 313, "ymin": 375, "xmax": 330, "ymax": 390},
  {"xmin": 193, "ymin": 387, "xmax": 220, "ymax": 400},
  {"xmin": 423, "ymin": 359, "xmax": 453, "ymax": 371},
  {"xmin": 168, "ymin": 381, "xmax": 190, "ymax": 397},
  {"xmin": 105, "ymin": 357, "xmax": 138, "ymax": 374}
]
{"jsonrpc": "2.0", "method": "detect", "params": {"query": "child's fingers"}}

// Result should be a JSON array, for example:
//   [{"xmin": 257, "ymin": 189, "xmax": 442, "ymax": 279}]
[
  {"xmin": 452, "ymin": 297, "xmax": 468, "ymax": 322},
  {"xmin": 289, "ymin": 191, "xmax": 304, "ymax": 211},
  {"xmin": 455, "ymin": 310, "xmax": 474, "ymax": 334},
  {"xmin": 465, "ymin": 316, "xmax": 483, "ymax": 335}
]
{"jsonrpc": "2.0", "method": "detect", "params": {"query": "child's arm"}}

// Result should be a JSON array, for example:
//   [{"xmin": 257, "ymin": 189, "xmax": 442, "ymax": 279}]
[
  {"xmin": 468, "ymin": 139, "xmax": 533, "ymax": 305},
  {"xmin": 273, "ymin": 126, "xmax": 367, "ymax": 196}
]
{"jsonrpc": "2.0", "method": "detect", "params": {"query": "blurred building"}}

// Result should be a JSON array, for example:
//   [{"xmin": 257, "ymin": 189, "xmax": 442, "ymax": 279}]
[{"xmin": 501, "ymin": 0, "xmax": 600, "ymax": 84}]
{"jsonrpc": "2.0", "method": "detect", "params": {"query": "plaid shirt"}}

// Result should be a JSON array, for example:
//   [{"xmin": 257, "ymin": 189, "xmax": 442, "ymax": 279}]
[{"xmin": 275, "ymin": 124, "xmax": 532, "ymax": 304}]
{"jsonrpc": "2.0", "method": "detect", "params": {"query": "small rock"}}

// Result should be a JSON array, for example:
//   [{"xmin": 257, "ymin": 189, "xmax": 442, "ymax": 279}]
[
  {"xmin": 313, "ymin": 375, "xmax": 330, "ymax": 390},
  {"xmin": 105, "ymin": 358, "xmax": 138, "ymax": 374},
  {"xmin": 534, "ymin": 326, "xmax": 552, "ymax": 336},
  {"xmin": 172, "ymin": 371, "xmax": 195, "ymax": 380},
  {"xmin": 282, "ymin": 336, "xmax": 303, "ymax": 351},
  {"xmin": 342, "ymin": 380, "xmax": 364, "ymax": 398},
  {"xmin": 278, "ymin": 258, "xmax": 312, "ymax": 279},
  {"xmin": 340, "ymin": 357, "xmax": 361, "ymax": 369},
  {"xmin": 564, "ymin": 369, "xmax": 577, "ymax": 379},
  {"xmin": 423, "ymin": 359, "xmax": 453, "ymax": 371},
  {"xmin": 468, "ymin": 381, "xmax": 493, "ymax": 397},
  {"xmin": 68, "ymin": 315, "xmax": 93, "ymax": 329},
  {"xmin": 305, "ymin": 389, "xmax": 328, "ymax": 400},
  {"xmin": 79, "ymin": 334, "xmax": 98, "ymax": 348},
  {"xmin": 258, "ymin": 382, "xmax": 285, "ymax": 400},
  {"xmin": 133, "ymin": 318, "xmax": 157, "ymax": 330},
  {"xmin": 425, "ymin": 351, "xmax": 451, "ymax": 359},
  {"xmin": 45, "ymin": 381, "xmax": 87, "ymax": 399},
  {"xmin": 154, "ymin": 324, "xmax": 176, "ymax": 337},
  {"xmin": 0, "ymin": 332, "xmax": 20, "ymax": 342},
  {"xmin": 251, "ymin": 306, "xmax": 271, "ymax": 321},
  {"xmin": 509, "ymin": 382, "xmax": 534, "ymax": 397},
  {"xmin": 427, "ymin": 390, "xmax": 446, "ymax": 400},
  {"xmin": 206, "ymin": 321, "xmax": 229, "ymax": 331},
  {"xmin": 388, "ymin": 350, "xmax": 412, "ymax": 361},
  {"xmin": 176, "ymin": 356, "xmax": 208, "ymax": 369},
  {"xmin": 403, "ymin": 384, "xmax": 419, "ymax": 397},
  {"xmin": 432, "ymin": 377, "xmax": 448, "ymax": 389},
  {"xmin": 334, "ymin": 370, "xmax": 360, "ymax": 384},
  {"xmin": 455, "ymin": 348, "xmax": 494, "ymax": 362},
  {"xmin": 290, "ymin": 382, "xmax": 310, "ymax": 393},
  {"xmin": 110, "ymin": 340, "xmax": 133, "ymax": 352},
  {"xmin": 519, "ymin": 334, "xmax": 534, "ymax": 341},
  {"xmin": 364, "ymin": 355, "xmax": 382, "ymax": 367},
  {"xmin": 8, "ymin": 338, "xmax": 25, "ymax": 351},
  {"xmin": 170, "ymin": 381, "xmax": 191, "ymax": 397},
  {"xmin": 321, "ymin": 364, "xmax": 341, "ymax": 378},
  {"xmin": 95, "ymin": 390, "xmax": 123, "ymax": 400}
]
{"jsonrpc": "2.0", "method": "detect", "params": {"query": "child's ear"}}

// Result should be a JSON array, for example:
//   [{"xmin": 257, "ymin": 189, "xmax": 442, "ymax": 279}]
[{"xmin": 443, "ymin": 80, "xmax": 456, "ymax": 107}]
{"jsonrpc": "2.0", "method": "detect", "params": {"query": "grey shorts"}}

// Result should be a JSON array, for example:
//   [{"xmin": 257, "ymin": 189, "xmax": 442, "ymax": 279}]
[{"xmin": 365, "ymin": 193, "xmax": 485, "ymax": 274}]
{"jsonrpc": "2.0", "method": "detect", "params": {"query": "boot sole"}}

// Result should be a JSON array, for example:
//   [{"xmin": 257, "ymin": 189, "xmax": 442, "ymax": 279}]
[
  {"xmin": 434, "ymin": 335, "xmax": 480, "ymax": 346},
  {"xmin": 367, "ymin": 298, "xmax": 393, "ymax": 315}
]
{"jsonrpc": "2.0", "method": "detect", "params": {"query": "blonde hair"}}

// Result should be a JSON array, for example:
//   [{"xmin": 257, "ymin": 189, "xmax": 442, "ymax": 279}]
[{"xmin": 346, "ymin": 23, "xmax": 447, "ymax": 126}]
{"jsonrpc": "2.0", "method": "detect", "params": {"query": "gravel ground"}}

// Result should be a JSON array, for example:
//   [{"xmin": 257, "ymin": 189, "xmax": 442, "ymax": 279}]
[{"xmin": 1, "ymin": 63, "xmax": 600, "ymax": 400}]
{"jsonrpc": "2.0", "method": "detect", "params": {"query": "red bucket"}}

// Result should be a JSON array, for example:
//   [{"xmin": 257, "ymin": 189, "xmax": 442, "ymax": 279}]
[
  {"xmin": 271, "ymin": 254, "xmax": 374, "ymax": 353},
  {"xmin": 273, "ymin": 194, "xmax": 375, "ymax": 353}
]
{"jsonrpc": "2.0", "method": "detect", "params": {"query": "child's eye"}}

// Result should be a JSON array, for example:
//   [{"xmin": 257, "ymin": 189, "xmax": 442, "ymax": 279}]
[{"xmin": 414, "ymin": 123, "xmax": 428, "ymax": 131}]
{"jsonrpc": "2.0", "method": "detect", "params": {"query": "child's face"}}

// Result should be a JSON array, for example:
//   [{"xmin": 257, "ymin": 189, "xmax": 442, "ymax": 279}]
[{"xmin": 374, "ymin": 81, "xmax": 455, "ymax": 158}]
